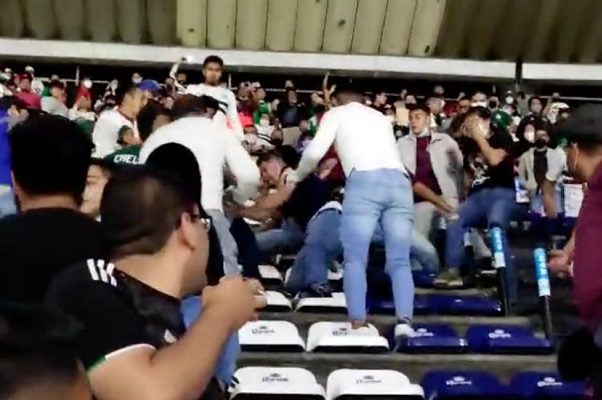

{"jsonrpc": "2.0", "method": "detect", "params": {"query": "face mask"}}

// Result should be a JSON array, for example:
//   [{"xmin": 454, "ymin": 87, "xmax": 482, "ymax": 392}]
[
  {"xmin": 524, "ymin": 129, "xmax": 535, "ymax": 143},
  {"xmin": 505, "ymin": 96, "xmax": 514, "ymax": 105},
  {"xmin": 259, "ymin": 118, "xmax": 270, "ymax": 127},
  {"xmin": 82, "ymin": 79, "xmax": 92, "ymax": 89},
  {"xmin": 472, "ymin": 101, "xmax": 487, "ymax": 108},
  {"xmin": 109, "ymin": 80, "xmax": 118, "ymax": 91},
  {"xmin": 534, "ymin": 138, "xmax": 547, "ymax": 150},
  {"xmin": 488, "ymin": 100, "xmax": 498, "ymax": 109},
  {"xmin": 132, "ymin": 76, "xmax": 142, "ymax": 85}
]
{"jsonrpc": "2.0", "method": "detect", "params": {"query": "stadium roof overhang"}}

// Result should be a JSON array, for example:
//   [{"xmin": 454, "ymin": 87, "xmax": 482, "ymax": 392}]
[{"xmin": 0, "ymin": 0, "xmax": 601, "ymax": 82}]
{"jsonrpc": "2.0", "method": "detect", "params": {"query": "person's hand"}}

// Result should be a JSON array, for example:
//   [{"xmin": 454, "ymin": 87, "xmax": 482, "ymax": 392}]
[
  {"xmin": 202, "ymin": 276, "xmax": 267, "ymax": 331},
  {"xmin": 319, "ymin": 158, "xmax": 339, "ymax": 180},
  {"xmin": 462, "ymin": 115, "xmax": 486, "ymax": 140},
  {"xmin": 548, "ymin": 249, "xmax": 573, "ymax": 278}
]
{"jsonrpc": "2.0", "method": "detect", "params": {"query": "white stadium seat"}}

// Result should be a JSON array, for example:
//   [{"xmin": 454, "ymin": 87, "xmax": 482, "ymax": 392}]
[
  {"xmin": 326, "ymin": 369, "xmax": 424, "ymax": 399},
  {"xmin": 239, "ymin": 320, "xmax": 305, "ymax": 352},
  {"xmin": 232, "ymin": 367, "xmax": 326, "ymax": 399},
  {"xmin": 296, "ymin": 292, "xmax": 347, "ymax": 313},
  {"xmin": 259, "ymin": 264, "xmax": 284, "ymax": 286},
  {"xmin": 264, "ymin": 290, "xmax": 293, "ymax": 312},
  {"xmin": 306, "ymin": 322, "xmax": 389, "ymax": 353}
]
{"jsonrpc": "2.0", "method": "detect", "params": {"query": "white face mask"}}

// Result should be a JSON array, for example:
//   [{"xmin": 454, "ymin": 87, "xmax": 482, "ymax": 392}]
[
  {"xmin": 472, "ymin": 101, "xmax": 487, "ymax": 108},
  {"xmin": 82, "ymin": 79, "xmax": 92, "ymax": 89},
  {"xmin": 505, "ymin": 95, "xmax": 514, "ymax": 105},
  {"xmin": 109, "ymin": 80, "xmax": 118, "ymax": 91},
  {"xmin": 259, "ymin": 118, "xmax": 270, "ymax": 127},
  {"xmin": 132, "ymin": 76, "xmax": 142, "ymax": 85}
]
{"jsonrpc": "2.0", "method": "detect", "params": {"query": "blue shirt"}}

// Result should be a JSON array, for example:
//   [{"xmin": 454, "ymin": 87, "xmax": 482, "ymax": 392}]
[{"xmin": 0, "ymin": 109, "xmax": 11, "ymax": 186}]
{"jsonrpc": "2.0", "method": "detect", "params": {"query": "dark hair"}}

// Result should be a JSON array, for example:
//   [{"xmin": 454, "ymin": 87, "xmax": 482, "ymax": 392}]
[
  {"xmin": 115, "ymin": 81, "xmax": 139, "ymax": 105},
  {"xmin": 101, "ymin": 166, "xmax": 198, "ymax": 259},
  {"xmin": 408, "ymin": 103, "xmax": 431, "ymax": 115},
  {"xmin": 466, "ymin": 106, "xmax": 492, "ymax": 120},
  {"xmin": 9, "ymin": 115, "xmax": 93, "ymax": 204},
  {"xmin": 48, "ymin": 80, "xmax": 64, "ymax": 91},
  {"xmin": 256, "ymin": 147, "xmax": 300, "ymax": 169},
  {"xmin": 145, "ymin": 144, "xmax": 224, "ymax": 285},
  {"xmin": 203, "ymin": 55, "xmax": 224, "ymax": 68},
  {"xmin": 529, "ymin": 96, "xmax": 543, "ymax": 108},
  {"xmin": 256, "ymin": 150, "xmax": 282, "ymax": 167},
  {"xmin": 137, "ymin": 101, "xmax": 171, "ymax": 141},
  {"xmin": 458, "ymin": 95, "xmax": 471, "ymax": 102},
  {"xmin": 171, "ymin": 95, "xmax": 217, "ymax": 120},
  {"xmin": 0, "ymin": 302, "xmax": 82, "ymax": 398},
  {"xmin": 90, "ymin": 157, "xmax": 118, "ymax": 176}
]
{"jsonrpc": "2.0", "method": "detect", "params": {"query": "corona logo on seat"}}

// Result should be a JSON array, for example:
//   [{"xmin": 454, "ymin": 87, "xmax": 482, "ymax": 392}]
[
  {"xmin": 445, "ymin": 376, "xmax": 472, "ymax": 386},
  {"xmin": 355, "ymin": 375, "xmax": 382, "ymax": 385},
  {"xmin": 537, "ymin": 376, "xmax": 562, "ymax": 388},
  {"xmin": 488, "ymin": 329, "xmax": 512, "ymax": 339},
  {"xmin": 252, "ymin": 325, "xmax": 275, "ymax": 335}
]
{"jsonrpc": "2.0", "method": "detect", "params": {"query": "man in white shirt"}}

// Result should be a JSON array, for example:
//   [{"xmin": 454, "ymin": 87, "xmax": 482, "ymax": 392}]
[
  {"xmin": 139, "ymin": 95, "xmax": 260, "ymax": 276},
  {"xmin": 288, "ymin": 84, "xmax": 415, "ymax": 337},
  {"xmin": 92, "ymin": 82, "xmax": 143, "ymax": 158},
  {"xmin": 185, "ymin": 55, "xmax": 244, "ymax": 141}
]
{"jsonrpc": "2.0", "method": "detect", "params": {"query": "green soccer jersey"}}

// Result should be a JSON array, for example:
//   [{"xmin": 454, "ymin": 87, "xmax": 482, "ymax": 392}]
[{"xmin": 105, "ymin": 145, "xmax": 141, "ymax": 165}]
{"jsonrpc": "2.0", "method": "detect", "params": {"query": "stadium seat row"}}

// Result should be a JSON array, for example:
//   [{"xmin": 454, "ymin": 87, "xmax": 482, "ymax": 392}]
[
  {"xmin": 263, "ymin": 290, "xmax": 503, "ymax": 316},
  {"xmin": 231, "ymin": 367, "xmax": 586, "ymax": 399},
  {"xmin": 239, "ymin": 321, "xmax": 552, "ymax": 354}
]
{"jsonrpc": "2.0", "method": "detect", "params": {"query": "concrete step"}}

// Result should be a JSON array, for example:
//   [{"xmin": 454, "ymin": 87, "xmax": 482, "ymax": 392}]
[
  {"xmin": 260, "ymin": 311, "xmax": 534, "ymax": 336},
  {"xmin": 237, "ymin": 352, "xmax": 557, "ymax": 385}
]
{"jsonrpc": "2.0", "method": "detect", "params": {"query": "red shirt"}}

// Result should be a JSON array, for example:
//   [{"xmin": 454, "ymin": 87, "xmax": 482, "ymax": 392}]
[
  {"xmin": 414, "ymin": 136, "xmax": 442, "ymax": 202},
  {"xmin": 16, "ymin": 90, "xmax": 41, "ymax": 110},
  {"xmin": 573, "ymin": 162, "xmax": 602, "ymax": 331},
  {"xmin": 321, "ymin": 146, "xmax": 345, "ymax": 184}
]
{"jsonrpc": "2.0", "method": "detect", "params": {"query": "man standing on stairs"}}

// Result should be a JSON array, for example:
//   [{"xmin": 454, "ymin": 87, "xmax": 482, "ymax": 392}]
[
  {"xmin": 185, "ymin": 55, "xmax": 245, "ymax": 141},
  {"xmin": 288, "ymin": 83, "xmax": 415, "ymax": 338}
]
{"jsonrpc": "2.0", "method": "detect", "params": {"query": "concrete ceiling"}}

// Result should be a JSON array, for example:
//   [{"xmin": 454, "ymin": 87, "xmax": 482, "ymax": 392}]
[{"xmin": 0, "ymin": 0, "xmax": 600, "ymax": 64}]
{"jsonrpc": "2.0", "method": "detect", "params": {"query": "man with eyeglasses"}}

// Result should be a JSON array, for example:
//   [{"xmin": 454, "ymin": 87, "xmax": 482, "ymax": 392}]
[{"xmin": 45, "ymin": 167, "xmax": 266, "ymax": 400}]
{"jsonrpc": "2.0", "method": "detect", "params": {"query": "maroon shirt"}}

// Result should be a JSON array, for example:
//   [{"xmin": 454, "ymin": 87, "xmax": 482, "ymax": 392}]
[
  {"xmin": 16, "ymin": 90, "xmax": 41, "ymax": 110},
  {"xmin": 414, "ymin": 136, "xmax": 442, "ymax": 202},
  {"xmin": 573, "ymin": 162, "xmax": 602, "ymax": 331}
]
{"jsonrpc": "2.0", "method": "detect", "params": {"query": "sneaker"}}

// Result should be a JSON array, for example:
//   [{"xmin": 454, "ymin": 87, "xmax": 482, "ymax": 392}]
[
  {"xmin": 295, "ymin": 283, "xmax": 333, "ymax": 299},
  {"xmin": 347, "ymin": 323, "xmax": 379, "ymax": 337},
  {"xmin": 434, "ymin": 268, "xmax": 463, "ymax": 289},
  {"xmin": 394, "ymin": 322, "xmax": 415, "ymax": 339}
]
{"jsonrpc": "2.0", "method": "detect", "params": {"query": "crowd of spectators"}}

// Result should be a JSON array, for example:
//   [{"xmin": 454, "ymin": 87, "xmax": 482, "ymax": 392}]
[{"xmin": 1, "ymin": 55, "xmax": 600, "ymax": 399}]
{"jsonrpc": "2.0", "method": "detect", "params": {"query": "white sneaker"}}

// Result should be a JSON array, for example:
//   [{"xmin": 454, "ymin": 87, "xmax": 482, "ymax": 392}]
[
  {"xmin": 394, "ymin": 322, "xmax": 415, "ymax": 339},
  {"xmin": 347, "ymin": 323, "xmax": 379, "ymax": 337}
]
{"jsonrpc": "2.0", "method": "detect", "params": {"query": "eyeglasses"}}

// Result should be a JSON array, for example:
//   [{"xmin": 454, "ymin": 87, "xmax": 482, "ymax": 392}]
[{"xmin": 190, "ymin": 213, "xmax": 212, "ymax": 232}]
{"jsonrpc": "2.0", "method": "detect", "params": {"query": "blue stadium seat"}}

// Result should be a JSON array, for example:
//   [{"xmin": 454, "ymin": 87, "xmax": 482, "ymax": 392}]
[
  {"xmin": 421, "ymin": 371, "xmax": 516, "ymax": 399},
  {"xmin": 429, "ymin": 295, "xmax": 503, "ymax": 316},
  {"xmin": 398, "ymin": 324, "xmax": 467, "ymax": 354},
  {"xmin": 466, "ymin": 325, "xmax": 552, "ymax": 355},
  {"xmin": 510, "ymin": 372, "xmax": 586, "ymax": 399},
  {"xmin": 368, "ymin": 295, "xmax": 431, "ymax": 316},
  {"xmin": 413, "ymin": 271, "xmax": 436, "ymax": 288}
]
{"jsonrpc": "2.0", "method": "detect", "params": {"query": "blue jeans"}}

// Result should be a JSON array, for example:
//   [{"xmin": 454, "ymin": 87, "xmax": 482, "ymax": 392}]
[
  {"xmin": 255, "ymin": 217, "xmax": 304, "ymax": 257},
  {"xmin": 340, "ymin": 169, "xmax": 414, "ymax": 322},
  {"xmin": 0, "ymin": 185, "xmax": 16, "ymax": 219},
  {"xmin": 445, "ymin": 187, "xmax": 517, "ymax": 300},
  {"xmin": 181, "ymin": 296, "xmax": 239, "ymax": 386},
  {"xmin": 287, "ymin": 210, "xmax": 439, "ymax": 293}
]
